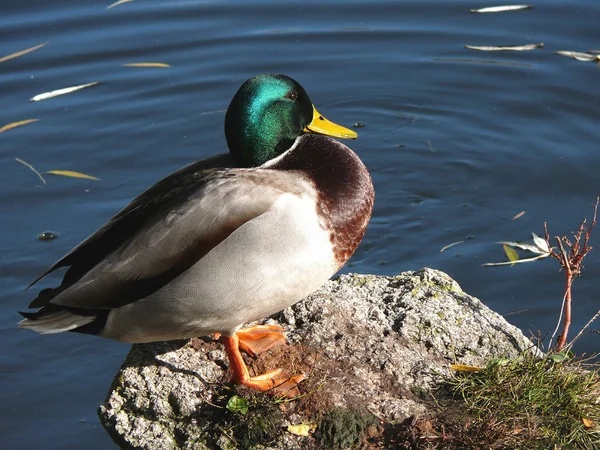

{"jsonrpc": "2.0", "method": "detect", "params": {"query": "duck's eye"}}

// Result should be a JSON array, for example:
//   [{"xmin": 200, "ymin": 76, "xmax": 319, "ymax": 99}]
[{"xmin": 285, "ymin": 91, "xmax": 298, "ymax": 101}]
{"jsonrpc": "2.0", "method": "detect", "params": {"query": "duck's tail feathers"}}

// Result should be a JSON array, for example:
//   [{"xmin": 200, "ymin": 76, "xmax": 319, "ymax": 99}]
[{"xmin": 18, "ymin": 304, "xmax": 102, "ymax": 335}]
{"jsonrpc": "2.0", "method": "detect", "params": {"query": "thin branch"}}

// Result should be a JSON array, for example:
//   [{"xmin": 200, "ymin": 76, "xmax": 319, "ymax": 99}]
[
  {"xmin": 567, "ymin": 308, "xmax": 600, "ymax": 350},
  {"xmin": 15, "ymin": 158, "xmax": 46, "ymax": 184},
  {"xmin": 549, "ymin": 289, "xmax": 568, "ymax": 349}
]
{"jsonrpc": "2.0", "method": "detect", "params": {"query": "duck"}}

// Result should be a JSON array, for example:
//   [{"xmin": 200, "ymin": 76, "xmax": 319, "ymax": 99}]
[{"xmin": 18, "ymin": 74, "xmax": 374, "ymax": 396}]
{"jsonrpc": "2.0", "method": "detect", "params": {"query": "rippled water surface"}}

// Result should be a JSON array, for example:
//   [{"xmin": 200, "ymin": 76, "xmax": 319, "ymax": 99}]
[{"xmin": 2, "ymin": 1, "xmax": 599, "ymax": 448}]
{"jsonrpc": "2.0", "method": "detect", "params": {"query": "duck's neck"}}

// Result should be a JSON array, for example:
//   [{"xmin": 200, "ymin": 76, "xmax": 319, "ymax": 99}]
[{"xmin": 266, "ymin": 134, "xmax": 374, "ymax": 267}]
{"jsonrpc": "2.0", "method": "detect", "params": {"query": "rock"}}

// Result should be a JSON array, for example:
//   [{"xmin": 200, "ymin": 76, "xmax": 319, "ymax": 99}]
[{"xmin": 98, "ymin": 268, "xmax": 533, "ymax": 449}]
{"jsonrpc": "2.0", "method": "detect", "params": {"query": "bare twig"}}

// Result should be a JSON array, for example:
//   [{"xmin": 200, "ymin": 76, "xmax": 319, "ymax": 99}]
[
  {"xmin": 544, "ymin": 197, "xmax": 599, "ymax": 351},
  {"xmin": 567, "ymin": 309, "xmax": 600, "ymax": 349},
  {"xmin": 15, "ymin": 158, "xmax": 46, "ymax": 184},
  {"xmin": 549, "ymin": 289, "xmax": 568, "ymax": 349}
]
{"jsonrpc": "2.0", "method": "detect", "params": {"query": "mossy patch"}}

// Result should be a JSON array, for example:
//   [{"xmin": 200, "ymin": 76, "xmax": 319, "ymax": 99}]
[
  {"xmin": 315, "ymin": 407, "xmax": 379, "ymax": 450},
  {"xmin": 228, "ymin": 394, "xmax": 283, "ymax": 448}
]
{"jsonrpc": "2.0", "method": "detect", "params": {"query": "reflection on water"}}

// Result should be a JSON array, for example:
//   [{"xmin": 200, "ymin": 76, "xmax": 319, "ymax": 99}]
[{"xmin": 2, "ymin": 1, "xmax": 600, "ymax": 448}]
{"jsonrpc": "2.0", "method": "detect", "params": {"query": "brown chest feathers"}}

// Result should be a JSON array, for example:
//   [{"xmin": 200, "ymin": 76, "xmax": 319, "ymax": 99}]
[
  {"xmin": 272, "ymin": 134, "xmax": 375, "ymax": 268},
  {"xmin": 315, "ymin": 161, "xmax": 374, "ymax": 268}
]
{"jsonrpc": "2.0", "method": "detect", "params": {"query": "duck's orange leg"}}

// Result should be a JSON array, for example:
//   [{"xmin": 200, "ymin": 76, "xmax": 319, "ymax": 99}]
[{"xmin": 221, "ymin": 331, "xmax": 304, "ymax": 397}]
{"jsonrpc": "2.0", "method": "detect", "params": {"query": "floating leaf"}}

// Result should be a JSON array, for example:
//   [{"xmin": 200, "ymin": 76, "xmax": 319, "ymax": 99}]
[
  {"xmin": 123, "ymin": 62, "xmax": 170, "ymax": 68},
  {"xmin": 287, "ymin": 423, "xmax": 317, "ymax": 436},
  {"xmin": 503, "ymin": 244, "xmax": 519, "ymax": 262},
  {"xmin": 496, "ymin": 233, "xmax": 550, "ymax": 255},
  {"xmin": 531, "ymin": 232, "xmax": 550, "ymax": 253},
  {"xmin": 0, "ymin": 119, "xmax": 39, "ymax": 134},
  {"xmin": 512, "ymin": 210, "xmax": 525, "ymax": 220},
  {"xmin": 440, "ymin": 241, "xmax": 464, "ymax": 252},
  {"xmin": 470, "ymin": 5, "xmax": 532, "ymax": 13},
  {"xmin": 582, "ymin": 417, "xmax": 595, "ymax": 429},
  {"xmin": 46, "ymin": 170, "xmax": 100, "ymax": 181},
  {"xmin": 16, "ymin": 158, "xmax": 46, "ymax": 184},
  {"xmin": 226, "ymin": 395, "xmax": 248, "ymax": 415},
  {"xmin": 497, "ymin": 241, "xmax": 541, "ymax": 254},
  {"xmin": 555, "ymin": 51, "xmax": 599, "ymax": 62},
  {"xmin": 465, "ymin": 43, "xmax": 543, "ymax": 51},
  {"xmin": 484, "ymin": 238, "xmax": 552, "ymax": 266},
  {"xmin": 483, "ymin": 238, "xmax": 556, "ymax": 266},
  {"xmin": 107, "ymin": 0, "xmax": 134, "ymax": 9},
  {"xmin": 30, "ymin": 82, "xmax": 101, "ymax": 102},
  {"xmin": 450, "ymin": 364, "xmax": 484, "ymax": 372},
  {"xmin": 0, "ymin": 42, "xmax": 48, "ymax": 64}
]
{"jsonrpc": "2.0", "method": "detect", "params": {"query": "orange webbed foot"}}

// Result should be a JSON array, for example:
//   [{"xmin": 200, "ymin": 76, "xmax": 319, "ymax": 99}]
[
  {"xmin": 237, "ymin": 368, "xmax": 305, "ymax": 397},
  {"xmin": 235, "ymin": 324, "xmax": 287, "ymax": 357},
  {"xmin": 221, "ymin": 330, "xmax": 304, "ymax": 398}
]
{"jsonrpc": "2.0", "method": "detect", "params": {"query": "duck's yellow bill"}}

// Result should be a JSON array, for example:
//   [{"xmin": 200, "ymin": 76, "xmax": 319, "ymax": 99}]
[{"xmin": 304, "ymin": 105, "xmax": 358, "ymax": 139}]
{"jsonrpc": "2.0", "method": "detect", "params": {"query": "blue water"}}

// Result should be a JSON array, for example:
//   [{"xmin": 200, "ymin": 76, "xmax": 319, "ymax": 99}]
[{"xmin": 2, "ymin": 1, "xmax": 599, "ymax": 448}]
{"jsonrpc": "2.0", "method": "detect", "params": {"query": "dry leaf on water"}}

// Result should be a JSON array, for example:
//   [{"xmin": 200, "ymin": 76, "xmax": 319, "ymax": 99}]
[
  {"xmin": 0, "ymin": 42, "xmax": 48, "ymax": 64},
  {"xmin": 470, "ymin": 5, "xmax": 532, "ymax": 14},
  {"xmin": 512, "ymin": 210, "xmax": 526, "ymax": 220},
  {"xmin": 555, "ymin": 51, "xmax": 599, "ymax": 62},
  {"xmin": 46, "ymin": 170, "xmax": 100, "ymax": 181},
  {"xmin": 0, "ymin": 119, "xmax": 39, "ymax": 134},
  {"xmin": 440, "ymin": 241, "xmax": 464, "ymax": 252},
  {"xmin": 123, "ymin": 62, "xmax": 170, "ymax": 68},
  {"xmin": 30, "ymin": 82, "xmax": 101, "ymax": 102},
  {"xmin": 503, "ymin": 244, "xmax": 519, "ymax": 263},
  {"xmin": 465, "ymin": 43, "xmax": 543, "ymax": 51},
  {"xmin": 483, "ymin": 233, "xmax": 551, "ymax": 266},
  {"xmin": 107, "ymin": 0, "xmax": 134, "ymax": 9}
]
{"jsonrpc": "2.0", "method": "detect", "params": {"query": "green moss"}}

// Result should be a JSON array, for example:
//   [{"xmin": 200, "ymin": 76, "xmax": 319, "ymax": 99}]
[
  {"xmin": 410, "ymin": 385, "xmax": 429, "ymax": 399},
  {"xmin": 315, "ymin": 407, "xmax": 378, "ymax": 449},
  {"xmin": 228, "ymin": 393, "xmax": 283, "ymax": 448}
]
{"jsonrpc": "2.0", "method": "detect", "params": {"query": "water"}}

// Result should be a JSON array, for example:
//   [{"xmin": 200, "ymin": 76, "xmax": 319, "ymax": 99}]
[{"xmin": 1, "ymin": 0, "xmax": 599, "ymax": 448}]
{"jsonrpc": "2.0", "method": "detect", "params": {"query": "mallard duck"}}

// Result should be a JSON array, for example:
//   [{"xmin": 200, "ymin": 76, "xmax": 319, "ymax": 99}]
[{"xmin": 19, "ymin": 74, "xmax": 374, "ymax": 396}]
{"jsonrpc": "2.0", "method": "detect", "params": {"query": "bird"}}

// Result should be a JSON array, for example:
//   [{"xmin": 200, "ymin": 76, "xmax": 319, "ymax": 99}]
[{"xmin": 19, "ymin": 74, "xmax": 374, "ymax": 396}]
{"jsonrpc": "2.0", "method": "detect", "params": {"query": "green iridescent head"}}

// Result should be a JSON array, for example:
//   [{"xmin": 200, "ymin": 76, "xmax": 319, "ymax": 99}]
[{"xmin": 225, "ymin": 74, "xmax": 357, "ymax": 167}]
